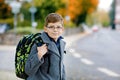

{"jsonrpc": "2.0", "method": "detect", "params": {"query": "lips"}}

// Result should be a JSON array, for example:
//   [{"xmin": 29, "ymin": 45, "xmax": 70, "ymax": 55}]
[{"xmin": 52, "ymin": 33, "xmax": 58, "ymax": 35}]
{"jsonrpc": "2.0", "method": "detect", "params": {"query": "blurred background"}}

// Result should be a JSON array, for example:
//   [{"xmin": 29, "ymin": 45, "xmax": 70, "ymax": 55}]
[
  {"xmin": 0, "ymin": 0, "xmax": 118, "ymax": 44},
  {"xmin": 0, "ymin": 0, "xmax": 120, "ymax": 80}
]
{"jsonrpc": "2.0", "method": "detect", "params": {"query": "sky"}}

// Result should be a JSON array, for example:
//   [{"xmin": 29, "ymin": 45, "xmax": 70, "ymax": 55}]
[{"xmin": 98, "ymin": 0, "xmax": 113, "ymax": 11}]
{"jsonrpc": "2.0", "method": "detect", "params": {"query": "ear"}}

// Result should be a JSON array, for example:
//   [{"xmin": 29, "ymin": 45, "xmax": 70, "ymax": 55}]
[{"xmin": 44, "ymin": 26, "xmax": 47, "ymax": 32}]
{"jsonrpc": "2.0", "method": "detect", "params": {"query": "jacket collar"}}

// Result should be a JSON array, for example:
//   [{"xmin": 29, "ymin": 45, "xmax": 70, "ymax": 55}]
[
  {"xmin": 40, "ymin": 32, "xmax": 51, "ymax": 44},
  {"xmin": 40, "ymin": 32, "xmax": 66, "ymax": 57}
]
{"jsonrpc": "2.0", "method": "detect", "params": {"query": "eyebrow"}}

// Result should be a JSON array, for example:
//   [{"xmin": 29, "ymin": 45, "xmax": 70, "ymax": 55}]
[{"xmin": 48, "ymin": 24, "xmax": 62, "ymax": 26}]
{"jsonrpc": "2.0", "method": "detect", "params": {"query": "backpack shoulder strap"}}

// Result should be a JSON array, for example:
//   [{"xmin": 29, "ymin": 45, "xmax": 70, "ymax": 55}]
[{"xmin": 33, "ymin": 33, "xmax": 45, "ymax": 46}]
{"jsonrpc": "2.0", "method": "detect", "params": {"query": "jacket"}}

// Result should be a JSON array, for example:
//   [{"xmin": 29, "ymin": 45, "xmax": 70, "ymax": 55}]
[{"xmin": 25, "ymin": 32, "xmax": 66, "ymax": 80}]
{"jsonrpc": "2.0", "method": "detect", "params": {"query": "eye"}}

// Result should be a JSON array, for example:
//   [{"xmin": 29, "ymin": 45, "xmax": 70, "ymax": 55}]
[
  {"xmin": 47, "ymin": 26, "xmax": 54, "ymax": 29},
  {"xmin": 57, "ymin": 26, "xmax": 62, "ymax": 29}
]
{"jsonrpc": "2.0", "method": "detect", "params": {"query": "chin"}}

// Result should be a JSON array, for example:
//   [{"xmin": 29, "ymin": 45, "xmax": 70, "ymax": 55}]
[
  {"xmin": 53, "ymin": 37, "xmax": 58, "ymax": 39},
  {"xmin": 52, "ymin": 35, "xmax": 59, "ymax": 37},
  {"xmin": 52, "ymin": 36, "xmax": 58, "ymax": 39}
]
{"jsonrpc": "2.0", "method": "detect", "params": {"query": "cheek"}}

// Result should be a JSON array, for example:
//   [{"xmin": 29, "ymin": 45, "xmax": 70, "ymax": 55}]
[
  {"xmin": 59, "ymin": 30, "xmax": 64, "ymax": 34},
  {"xmin": 47, "ymin": 33, "xmax": 53, "ymax": 37}
]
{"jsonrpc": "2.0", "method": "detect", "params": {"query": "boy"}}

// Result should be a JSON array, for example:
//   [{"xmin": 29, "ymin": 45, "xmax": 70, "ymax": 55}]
[{"xmin": 25, "ymin": 13, "xmax": 66, "ymax": 80}]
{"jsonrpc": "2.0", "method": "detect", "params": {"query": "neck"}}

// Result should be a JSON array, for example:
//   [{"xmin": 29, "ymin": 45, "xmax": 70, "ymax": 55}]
[{"xmin": 53, "ymin": 38, "xmax": 58, "ymax": 42}]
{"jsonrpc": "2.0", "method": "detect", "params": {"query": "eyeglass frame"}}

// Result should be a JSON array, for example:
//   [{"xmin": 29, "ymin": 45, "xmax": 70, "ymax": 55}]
[{"xmin": 46, "ymin": 25, "xmax": 63, "ymax": 30}]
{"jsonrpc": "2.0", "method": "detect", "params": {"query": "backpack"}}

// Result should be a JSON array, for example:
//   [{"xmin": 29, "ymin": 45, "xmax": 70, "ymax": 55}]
[{"xmin": 15, "ymin": 33, "xmax": 44, "ymax": 79}]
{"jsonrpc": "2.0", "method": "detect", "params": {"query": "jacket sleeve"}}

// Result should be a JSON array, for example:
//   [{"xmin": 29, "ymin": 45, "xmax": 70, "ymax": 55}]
[
  {"xmin": 25, "ymin": 44, "xmax": 44, "ymax": 76},
  {"xmin": 62, "ymin": 41, "xmax": 66, "ymax": 80},
  {"xmin": 62, "ymin": 64, "xmax": 66, "ymax": 80}
]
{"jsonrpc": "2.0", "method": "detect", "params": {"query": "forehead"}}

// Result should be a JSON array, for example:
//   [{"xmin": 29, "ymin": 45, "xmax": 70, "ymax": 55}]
[{"xmin": 47, "ymin": 22, "xmax": 63, "ymax": 26}]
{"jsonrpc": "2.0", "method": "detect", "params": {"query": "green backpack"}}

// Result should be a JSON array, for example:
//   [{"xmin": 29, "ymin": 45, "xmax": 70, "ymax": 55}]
[{"xmin": 15, "ymin": 33, "xmax": 44, "ymax": 79}]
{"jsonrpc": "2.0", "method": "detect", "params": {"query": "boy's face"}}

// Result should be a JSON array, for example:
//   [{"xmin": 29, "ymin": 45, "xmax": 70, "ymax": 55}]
[{"xmin": 44, "ymin": 22, "xmax": 64, "ymax": 41}]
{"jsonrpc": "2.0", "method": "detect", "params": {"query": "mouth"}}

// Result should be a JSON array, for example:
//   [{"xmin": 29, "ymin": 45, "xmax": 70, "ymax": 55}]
[{"xmin": 52, "ymin": 33, "xmax": 58, "ymax": 35}]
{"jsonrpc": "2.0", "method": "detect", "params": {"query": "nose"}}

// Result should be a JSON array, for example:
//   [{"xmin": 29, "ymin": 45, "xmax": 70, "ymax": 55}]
[{"xmin": 53, "ymin": 27, "xmax": 58, "ymax": 31}]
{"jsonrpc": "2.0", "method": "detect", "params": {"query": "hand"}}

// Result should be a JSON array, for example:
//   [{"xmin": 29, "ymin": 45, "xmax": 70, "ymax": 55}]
[{"xmin": 37, "ymin": 44, "xmax": 48, "ymax": 59}]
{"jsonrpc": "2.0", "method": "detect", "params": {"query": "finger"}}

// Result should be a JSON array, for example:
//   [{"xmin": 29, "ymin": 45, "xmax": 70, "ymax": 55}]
[
  {"xmin": 43, "ymin": 44, "xmax": 48, "ymax": 48},
  {"xmin": 42, "ymin": 44, "xmax": 46, "ymax": 47},
  {"xmin": 43, "ymin": 43, "xmax": 46, "ymax": 46}
]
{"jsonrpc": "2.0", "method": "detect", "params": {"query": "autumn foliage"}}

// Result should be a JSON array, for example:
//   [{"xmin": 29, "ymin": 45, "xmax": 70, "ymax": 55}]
[
  {"xmin": 57, "ymin": 0, "xmax": 99, "ymax": 24},
  {"xmin": 0, "ymin": 0, "xmax": 12, "ymax": 19},
  {"xmin": 69, "ymin": 0, "xmax": 98, "ymax": 20}
]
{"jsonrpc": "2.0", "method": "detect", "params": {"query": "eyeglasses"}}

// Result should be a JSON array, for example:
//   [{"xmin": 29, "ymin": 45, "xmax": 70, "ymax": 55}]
[{"xmin": 47, "ymin": 26, "xmax": 63, "ymax": 30}]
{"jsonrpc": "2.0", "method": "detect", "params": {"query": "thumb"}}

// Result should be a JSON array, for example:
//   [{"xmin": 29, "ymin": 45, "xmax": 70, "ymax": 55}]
[{"xmin": 43, "ymin": 44, "xmax": 46, "ymax": 46}]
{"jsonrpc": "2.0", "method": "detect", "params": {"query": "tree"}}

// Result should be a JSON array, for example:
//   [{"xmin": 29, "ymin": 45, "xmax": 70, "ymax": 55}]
[
  {"xmin": 20, "ymin": 0, "xmax": 65, "ymax": 28},
  {"xmin": 0, "ymin": 0, "xmax": 12, "ymax": 19},
  {"xmin": 35, "ymin": 0, "xmax": 65, "ymax": 21},
  {"xmin": 34, "ymin": 0, "xmax": 65, "ymax": 28},
  {"xmin": 74, "ymin": 0, "xmax": 99, "ymax": 26},
  {"xmin": 57, "ymin": 0, "xmax": 99, "ymax": 26},
  {"xmin": 86, "ymin": 10, "xmax": 110, "ymax": 27},
  {"xmin": 109, "ymin": 0, "xmax": 116, "ymax": 29}
]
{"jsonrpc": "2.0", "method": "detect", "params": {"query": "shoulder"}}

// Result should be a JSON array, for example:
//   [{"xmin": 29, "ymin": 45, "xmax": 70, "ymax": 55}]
[
  {"xmin": 63, "ymin": 40, "xmax": 66, "ymax": 45},
  {"xmin": 31, "ymin": 43, "xmax": 37, "ymax": 51},
  {"xmin": 61, "ymin": 38, "xmax": 66, "ymax": 44}
]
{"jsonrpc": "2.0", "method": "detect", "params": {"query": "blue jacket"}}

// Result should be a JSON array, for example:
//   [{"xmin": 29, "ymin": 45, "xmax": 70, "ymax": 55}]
[{"xmin": 25, "ymin": 32, "xmax": 66, "ymax": 80}]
